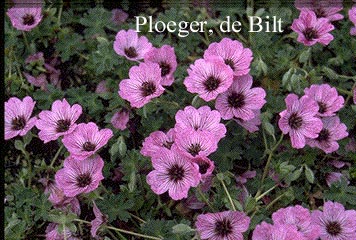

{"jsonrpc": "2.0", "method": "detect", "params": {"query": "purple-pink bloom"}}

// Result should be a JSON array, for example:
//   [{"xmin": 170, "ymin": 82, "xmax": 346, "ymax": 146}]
[
  {"xmin": 311, "ymin": 201, "xmax": 356, "ymax": 240},
  {"xmin": 173, "ymin": 129, "xmax": 218, "ymax": 159},
  {"xmin": 144, "ymin": 45, "xmax": 177, "ymax": 86},
  {"xmin": 304, "ymin": 84, "xmax": 344, "ymax": 116},
  {"xmin": 111, "ymin": 9, "xmax": 128, "ymax": 25},
  {"xmin": 350, "ymin": 7, "xmax": 356, "ymax": 35},
  {"xmin": 90, "ymin": 202, "xmax": 107, "ymax": 238},
  {"xmin": 23, "ymin": 72, "xmax": 47, "ymax": 88},
  {"xmin": 55, "ymin": 155, "xmax": 104, "ymax": 197},
  {"xmin": 326, "ymin": 172, "xmax": 343, "ymax": 187},
  {"xmin": 174, "ymin": 105, "xmax": 226, "ymax": 141},
  {"xmin": 184, "ymin": 57, "xmax": 234, "ymax": 101},
  {"xmin": 295, "ymin": 0, "xmax": 344, "ymax": 22},
  {"xmin": 113, "ymin": 29, "xmax": 152, "ymax": 61},
  {"xmin": 111, "ymin": 108, "xmax": 129, "ymax": 130},
  {"xmin": 195, "ymin": 210, "xmax": 250, "ymax": 240},
  {"xmin": 307, "ymin": 116, "xmax": 348, "ymax": 153},
  {"xmin": 204, "ymin": 38, "xmax": 253, "ymax": 76},
  {"xmin": 118, "ymin": 62, "xmax": 165, "ymax": 108},
  {"xmin": 25, "ymin": 52, "xmax": 44, "ymax": 64},
  {"xmin": 216, "ymin": 75, "xmax": 266, "ymax": 121},
  {"xmin": 62, "ymin": 122, "xmax": 113, "ymax": 160},
  {"xmin": 141, "ymin": 129, "xmax": 175, "ymax": 158},
  {"xmin": 272, "ymin": 205, "xmax": 320, "ymax": 240},
  {"xmin": 190, "ymin": 155, "xmax": 215, "ymax": 180},
  {"xmin": 291, "ymin": 10, "xmax": 334, "ymax": 46},
  {"xmin": 146, "ymin": 150, "xmax": 201, "ymax": 200},
  {"xmin": 252, "ymin": 222, "xmax": 306, "ymax": 240},
  {"xmin": 45, "ymin": 223, "xmax": 77, "ymax": 240},
  {"xmin": 234, "ymin": 109, "xmax": 262, "ymax": 133},
  {"xmin": 95, "ymin": 80, "xmax": 109, "ymax": 94},
  {"xmin": 278, "ymin": 94, "xmax": 323, "ymax": 149},
  {"xmin": 5, "ymin": 96, "xmax": 36, "ymax": 140},
  {"xmin": 35, "ymin": 98, "xmax": 82, "ymax": 143},
  {"xmin": 6, "ymin": 6, "xmax": 42, "ymax": 31}
]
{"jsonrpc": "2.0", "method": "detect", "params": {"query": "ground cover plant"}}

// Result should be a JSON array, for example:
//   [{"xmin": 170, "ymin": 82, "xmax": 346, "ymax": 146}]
[{"xmin": 4, "ymin": 0, "xmax": 356, "ymax": 239}]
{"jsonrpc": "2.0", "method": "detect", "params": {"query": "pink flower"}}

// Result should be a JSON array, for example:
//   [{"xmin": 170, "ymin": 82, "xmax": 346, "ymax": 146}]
[
  {"xmin": 234, "ymin": 109, "xmax": 262, "ymax": 133},
  {"xmin": 350, "ymin": 7, "xmax": 356, "ymax": 35},
  {"xmin": 272, "ymin": 205, "xmax": 320, "ymax": 240},
  {"xmin": 23, "ymin": 72, "xmax": 47, "ymax": 88},
  {"xmin": 204, "ymin": 38, "xmax": 253, "ymax": 76},
  {"xmin": 144, "ymin": 45, "xmax": 177, "ymax": 86},
  {"xmin": 113, "ymin": 29, "xmax": 152, "ymax": 61},
  {"xmin": 307, "ymin": 116, "xmax": 348, "ymax": 153},
  {"xmin": 190, "ymin": 155, "xmax": 215, "ymax": 180},
  {"xmin": 62, "ymin": 122, "xmax": 113, "ymax": 160},
  {"xmin": 95, "ymin": 80, "xmax": 109, "ymax": 94},
  {"xmin": 252, "ymin": 222, "xmax": 306, "ymax": 240},
  {"xmin": 278, "ymin": 94, "xmax": 323, "ymax": 149},
  {"xmin": 146, "ymin": 150, "xmax": 201, "ymax": 200},
  {"xmin": 141, "ymin": 129, "xmax": 175, "ymax": 158},
  {"xmin": 216, "ymin": 75, "xmax": 266, "ymax": 121},
  {"xmin": 326, "ymin": 172, "xmax": 343, "ymax": 187},
  {"xmin": 311, "ymin": 201, "xmax": 356, "ymax": 240},
  {"xmin": 304, "ymin": 84, "xmax": 344, "ymax": 116},
  {"xmin": 195, "ymin": 211, "xmax": 250, "ymax": 240},
  {"xmin": 45, "ymin": 223, "xmax": 77, "ymax": 240},
  {"xmin": 173, "ymin": 129, "xmax": 218, "ymax": 159},
  {"xmin": 174, "ymin": 106, "xmax": 226, "ymax": 141},
  {"xmin": 111, "ymin": 109, "xmax": 129, "ymax": 130},
  {"xmin": 184, "ymin": 57, "xmax": 234, "ymax": 101},
  {"xmin": 295, "ymin": 0, "xmax": 344, "ymax": 22},
  {"xmin": 6, "ymin": 6, "xmax": 42, "ymax": 31},
  {"xmin": 118, "ymin": 62, "xmax": 165, "ymax": 108},
  {"xmin": 91, "ymin": 202, "xmax": 107, "ymax": 238},
  {"xmin": 291, "ymin": 10, "xmax": 334, "ymax": 46},
  {"xmin": 44, "ymin": 63, "xmax": 61, "ymax": 87},
  {"xmin": 25, "ymin": 52, "xmax": 44, "ymax": 64},
  {"xmin": 5, "ymin": 96, "xmax": 37, "ymax": 140},
  {"xmin": 111, "ymin": 9, "xmax": 128, "ymax": 25},
  {"xmin": 55, "ymin": 155, "xmax": 104, "ymax": 197},
  {"xmin": 35, "ymin": 99, "xmax": 82, "ymax": 143}
]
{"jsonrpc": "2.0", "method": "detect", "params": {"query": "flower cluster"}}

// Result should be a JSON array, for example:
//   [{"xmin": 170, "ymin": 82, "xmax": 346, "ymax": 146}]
[
  {"xmin": 278, "ymin": 84, "xmax": 348, "ymax": 151},
  {"xmin": 253, "ymin": 201, "xmax": 356, "ymax": 240},
  {"xmin": 114, "ymin": 30, "xmax": 178, "ymax": 108},
  {"xmin": 142, "ymin": 105, "xmax": 226, "ymax": 200}
]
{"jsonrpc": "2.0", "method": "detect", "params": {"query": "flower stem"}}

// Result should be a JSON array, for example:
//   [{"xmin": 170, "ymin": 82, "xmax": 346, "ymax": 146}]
[
  {"xmin": 255, "ymin": 133, "xmax": 284, "ymax": 199},
  {"xmin": 50, "ymin": 144, "xmax": 64, "ymax": 168},
  {"xmin": 22, "ymin": 31, "xmax": 30, "ymax": 51},
  {"xmin": 196, "ymin": 187, "xmax": 215, "ymax": 211},
  {"xmin": 129, "ymin": 213, "xmax": 146, "ymax": 224},
  {"xmin": 219, "ymin": 178, "xmax": 236, "ymax": 211},
  {"xmin": 74, "ymin": 219, "xmax": 163, "ymax": 240}
]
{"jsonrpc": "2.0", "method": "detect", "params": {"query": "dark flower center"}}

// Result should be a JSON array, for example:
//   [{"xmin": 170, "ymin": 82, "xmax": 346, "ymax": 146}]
[
  {"xmin": 82, "ymin": 142, "xmax": 96, "ymax": 152},
  {"xmin": 318, "ymin": 101, "xmax": 328, "ymax": 114},
  {"xmin": 168, "ymin": 164, "xmax": 185, "ymax": 182},
  {"xmin": 141, "ymin": 82, "xmax": 156, "ymax": 97},
  {"xmin": 159, "ymin": 62, "xmax": 171, "ymax": 77},
  {"xmin": 303, "ymin": 27, "xmax": 319, "ymax": 41},
  {"xmin": 11, "ymin": 116, "xmax": 26, "ymax": 130},
  {"xmin": 124, "ymin": 47, "xmax": 138, "ymax": 58},
  {"xmin": 317, "ymin": 129, "xmax": 330, "ymax": 142},
  {"xmin": 76, "ymin": 172, "xmax": 92, "ymax": 188},
  {"xmin": 56, "ymin": 119, "xmax": 71, "ymax": 133},
  {"xmin": 326, "ymin": 221, "xmax": 342, "ymax": 236},
  {"xmin": 188, "ymin": 143, "xmax": 202, "ymax": 157},
  {"xmin": 197, "ymin": 161, "xmax": 210, "ymax": 174},
  {"xmin": 224, "ymin": 59, "xmax": 235, "ymax": 71},
  {"xmin": 314, "ymin": 8, "xmax": 326, "ymax": 18},
  {"xmin": 22, "ymin": 14, "xmax": 35, "ymax": 25},
  {"xmin": 288, "ymin": 112, "xmax": 303, "ymax": 129},
  {"xmin": 163, "ymin": 141, "xmax": 173, "ymax": 149},
  {"xmin": 215, "ymin": 218, "xmax": 233, "ymax": 237},
  {"xmin": 228, "ymin": 92, "xmax": 245, "ymax": 108},
  {"xmin": 203, "ymin": 76, "xmax": 221, "ymax": 91}
]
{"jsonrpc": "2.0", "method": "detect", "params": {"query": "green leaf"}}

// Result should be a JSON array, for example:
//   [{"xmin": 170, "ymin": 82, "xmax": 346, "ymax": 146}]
[
  {"xmin": 305, "ymin": 166, "xmax": 315, "ymax": 184},
  {"xmin": 171, "ymin": 224, "xmax": 194, "ymax": 234}
]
